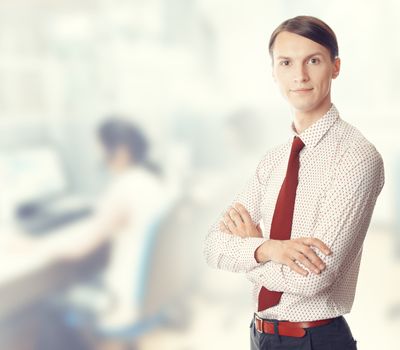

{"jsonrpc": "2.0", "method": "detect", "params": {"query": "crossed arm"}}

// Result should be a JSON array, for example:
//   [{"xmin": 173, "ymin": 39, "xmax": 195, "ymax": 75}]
[{"xmin": 203, "ymin": 149, "xmax": 384, "ymax": 297}]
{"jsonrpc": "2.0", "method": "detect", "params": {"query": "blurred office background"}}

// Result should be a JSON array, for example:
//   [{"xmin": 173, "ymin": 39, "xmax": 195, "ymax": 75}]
[{"xmin": 0, "ymin": 0, "xmax": 399, "ymax": 349}]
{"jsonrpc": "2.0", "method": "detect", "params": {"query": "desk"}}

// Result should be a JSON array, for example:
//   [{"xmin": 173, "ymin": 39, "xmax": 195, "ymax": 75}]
[{"xmin": 0, "ymin": 219, "xmax": 109, "ymax": 349}]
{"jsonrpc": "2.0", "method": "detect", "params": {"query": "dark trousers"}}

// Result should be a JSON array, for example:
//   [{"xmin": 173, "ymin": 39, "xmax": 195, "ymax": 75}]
[{"xmin": 250, "ymin": 314, "xmax": 358, "ymax": 350}]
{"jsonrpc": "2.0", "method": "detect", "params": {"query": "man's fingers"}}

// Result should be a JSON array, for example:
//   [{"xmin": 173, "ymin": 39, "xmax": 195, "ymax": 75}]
[
  {"xmin": 227, "ymin": 207, "xmax": 248, "ymax": 236},
  {"xmin": 219, "ymin": 221, "xmax": 232, "ymax": 234},
  {"xmin": 234, "ymin": 202, "xmax": 253, "ymax": 227},
  {"xmin": 297, "ymin": 244, "xmax": 326, "ymax": 271},
  {"xmin": 223, "ymin": 212, "xmax": 244, "ymax": 237},
  {"xmin": 286, "ymin": 258, "xmax": 308, "ymax": 276},
  {"xmin": 229, "ymin": 207, "xmax": 244, "ymax": 228},
  {"xmin": 219, "ymin": 207, "xmax": 248, "ymax": 238},
  {"xmin": 223, "ymin": 213, "xmax": 236, "ymax": 231},
  {"xmin": 292, "ymin": 251, "xmax": 321, "ymax": 274},
  {"xmin": 303, "ymin": 237, "xmax": 332, "ymax": 255}
]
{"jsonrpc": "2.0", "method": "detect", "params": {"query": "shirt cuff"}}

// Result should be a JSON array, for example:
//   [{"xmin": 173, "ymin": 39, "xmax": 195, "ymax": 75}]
[
  {"xmin": 241, "ymin": 237, "xmax": 268, "ymax": 271},
  {"xmin": 246, "ymin": 260, "xmax": 285, "ymax": 291}
]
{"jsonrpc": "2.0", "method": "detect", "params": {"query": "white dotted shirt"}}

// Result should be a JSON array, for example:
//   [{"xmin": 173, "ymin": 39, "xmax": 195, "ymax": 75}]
[{"xmin": 203, "ymin": 103, "xmax": 385, "ymax": 321}]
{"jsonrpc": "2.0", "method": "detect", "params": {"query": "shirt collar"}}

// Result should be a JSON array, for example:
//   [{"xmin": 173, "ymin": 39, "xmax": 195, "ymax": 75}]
[{"xmin": 290, "ymin": 103, "xmax": 340, "ymax": 148}]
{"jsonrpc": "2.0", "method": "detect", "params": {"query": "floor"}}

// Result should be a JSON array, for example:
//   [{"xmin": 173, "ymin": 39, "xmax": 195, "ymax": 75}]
[{"xmin": 139, "ymin": 226, "xmax": 400, "ymax": 349}]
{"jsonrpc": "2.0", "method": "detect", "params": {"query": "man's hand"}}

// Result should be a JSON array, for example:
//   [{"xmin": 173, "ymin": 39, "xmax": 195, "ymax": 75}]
[
  {"xmin": 255, "ymin": 238, "xmax": 332, "ymax": 276},
  {"xmin": 219, "ymin": 202, "xmax": 262, "ymax": 238}
]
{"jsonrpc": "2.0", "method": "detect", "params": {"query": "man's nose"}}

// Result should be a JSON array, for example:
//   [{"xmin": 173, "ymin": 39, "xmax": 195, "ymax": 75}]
[{"xmin": 293, "ymin": 64, "xmax": 309, "ymax": 83}]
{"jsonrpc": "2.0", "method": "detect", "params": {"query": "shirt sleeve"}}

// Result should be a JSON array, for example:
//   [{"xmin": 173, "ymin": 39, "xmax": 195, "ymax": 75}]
[
  {"xmin": 203, "ymin": 153, "xmax": 270, "ymax": 273},
  {"xmin": 92, "ymin": 178, "xmax": 131, "ymax": 238},
  {"xmin": 246, "ymin": 146, "xmax": 385, "ymax": 297}
]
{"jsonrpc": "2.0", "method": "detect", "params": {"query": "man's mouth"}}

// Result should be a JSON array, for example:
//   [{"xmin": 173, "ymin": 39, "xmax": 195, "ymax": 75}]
[{"xmin": 291, "ymin": 88, "xmax": 313, "ymax": 93}]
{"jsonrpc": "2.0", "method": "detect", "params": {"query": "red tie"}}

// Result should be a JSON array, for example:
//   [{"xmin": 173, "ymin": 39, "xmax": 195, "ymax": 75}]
[{"xmin": 257, "ymin": 136, "xmax": 305, "ymax": 311}]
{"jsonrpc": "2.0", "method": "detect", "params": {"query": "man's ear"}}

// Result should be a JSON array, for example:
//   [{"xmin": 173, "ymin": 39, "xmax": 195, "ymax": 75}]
[{"xmin": 332, "ymin": 57, "xmax": 341, "ymax": 79}]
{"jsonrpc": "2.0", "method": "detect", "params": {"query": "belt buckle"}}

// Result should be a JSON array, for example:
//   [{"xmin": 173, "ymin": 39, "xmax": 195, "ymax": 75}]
[
  {"xmin": 254, "ymin": 314, "xmax": 264, "ymax": 334},
  {"xmin": 254, "ymin": 314, "xmax": 306, "ymax": 338}
]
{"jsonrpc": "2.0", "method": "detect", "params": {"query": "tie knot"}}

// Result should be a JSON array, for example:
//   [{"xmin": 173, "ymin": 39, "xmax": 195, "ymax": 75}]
[{"xmin": 292, "ymin": 136, "xmax": 305, "ymax": 155}]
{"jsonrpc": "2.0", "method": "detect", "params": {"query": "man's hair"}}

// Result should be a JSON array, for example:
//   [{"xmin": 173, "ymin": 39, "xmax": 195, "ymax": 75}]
[{"xmin": 268, "ymin": 15, "xmax": 339, "ymax": 62}]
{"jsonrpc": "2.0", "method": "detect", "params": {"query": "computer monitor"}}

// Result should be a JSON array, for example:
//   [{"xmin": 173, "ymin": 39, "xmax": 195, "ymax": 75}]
[{"xmin": 0, "ymin": 146, "xmax": 68, "ymax": 206}]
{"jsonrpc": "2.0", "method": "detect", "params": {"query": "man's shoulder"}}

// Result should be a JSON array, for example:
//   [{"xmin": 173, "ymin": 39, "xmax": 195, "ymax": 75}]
[{"xmin": 335, "ymin": 119, "xmax": 383, "ymax": 170}]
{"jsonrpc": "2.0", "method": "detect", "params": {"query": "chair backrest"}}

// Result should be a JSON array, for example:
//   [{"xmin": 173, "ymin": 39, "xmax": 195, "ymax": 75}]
[
  {"xmin": 133, "ymin": 198, "xmax": 177, "ymax": 317},
  {"xmin": 138, "ymin": 193, "xmax": 202, "ymax": 320}
]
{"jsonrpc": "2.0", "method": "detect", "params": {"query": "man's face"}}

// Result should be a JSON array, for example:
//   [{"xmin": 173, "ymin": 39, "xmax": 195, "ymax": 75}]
[{"xmin": 271, "ymin": 31, "xmax": 340, "ymax": 114}]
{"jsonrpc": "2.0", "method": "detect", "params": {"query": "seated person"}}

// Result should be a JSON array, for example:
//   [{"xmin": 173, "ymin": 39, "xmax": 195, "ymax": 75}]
[{"xmin": 61, "ymin": 117, "xmax": 170, "ymax": 330}]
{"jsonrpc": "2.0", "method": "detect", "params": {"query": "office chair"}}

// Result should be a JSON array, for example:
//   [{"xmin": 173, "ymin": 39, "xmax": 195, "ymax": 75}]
[{"xmin": 63, "ymin": 197, "xmax": 186, "ymax": 350}]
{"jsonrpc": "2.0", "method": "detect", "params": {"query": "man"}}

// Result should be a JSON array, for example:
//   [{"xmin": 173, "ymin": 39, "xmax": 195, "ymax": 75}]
[{"xmin": 203, "ymin": 15, "xmax": 385, "ymax": 350}]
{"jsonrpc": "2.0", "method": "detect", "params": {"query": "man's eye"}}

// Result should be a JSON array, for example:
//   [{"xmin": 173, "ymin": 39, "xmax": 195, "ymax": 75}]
[
  {"xmin": 280, "ymin": 60, "xmax": 290, "ymax": 66},
  {"xmin": 308, "ymin": 57, "xmax": 320, "ymax": 64}
]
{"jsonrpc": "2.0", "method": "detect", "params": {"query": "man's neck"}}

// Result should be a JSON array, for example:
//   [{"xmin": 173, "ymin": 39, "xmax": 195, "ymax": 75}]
[{"xmin": 292, "ymin": 99, "xmax": 332, "ymax": 134}]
